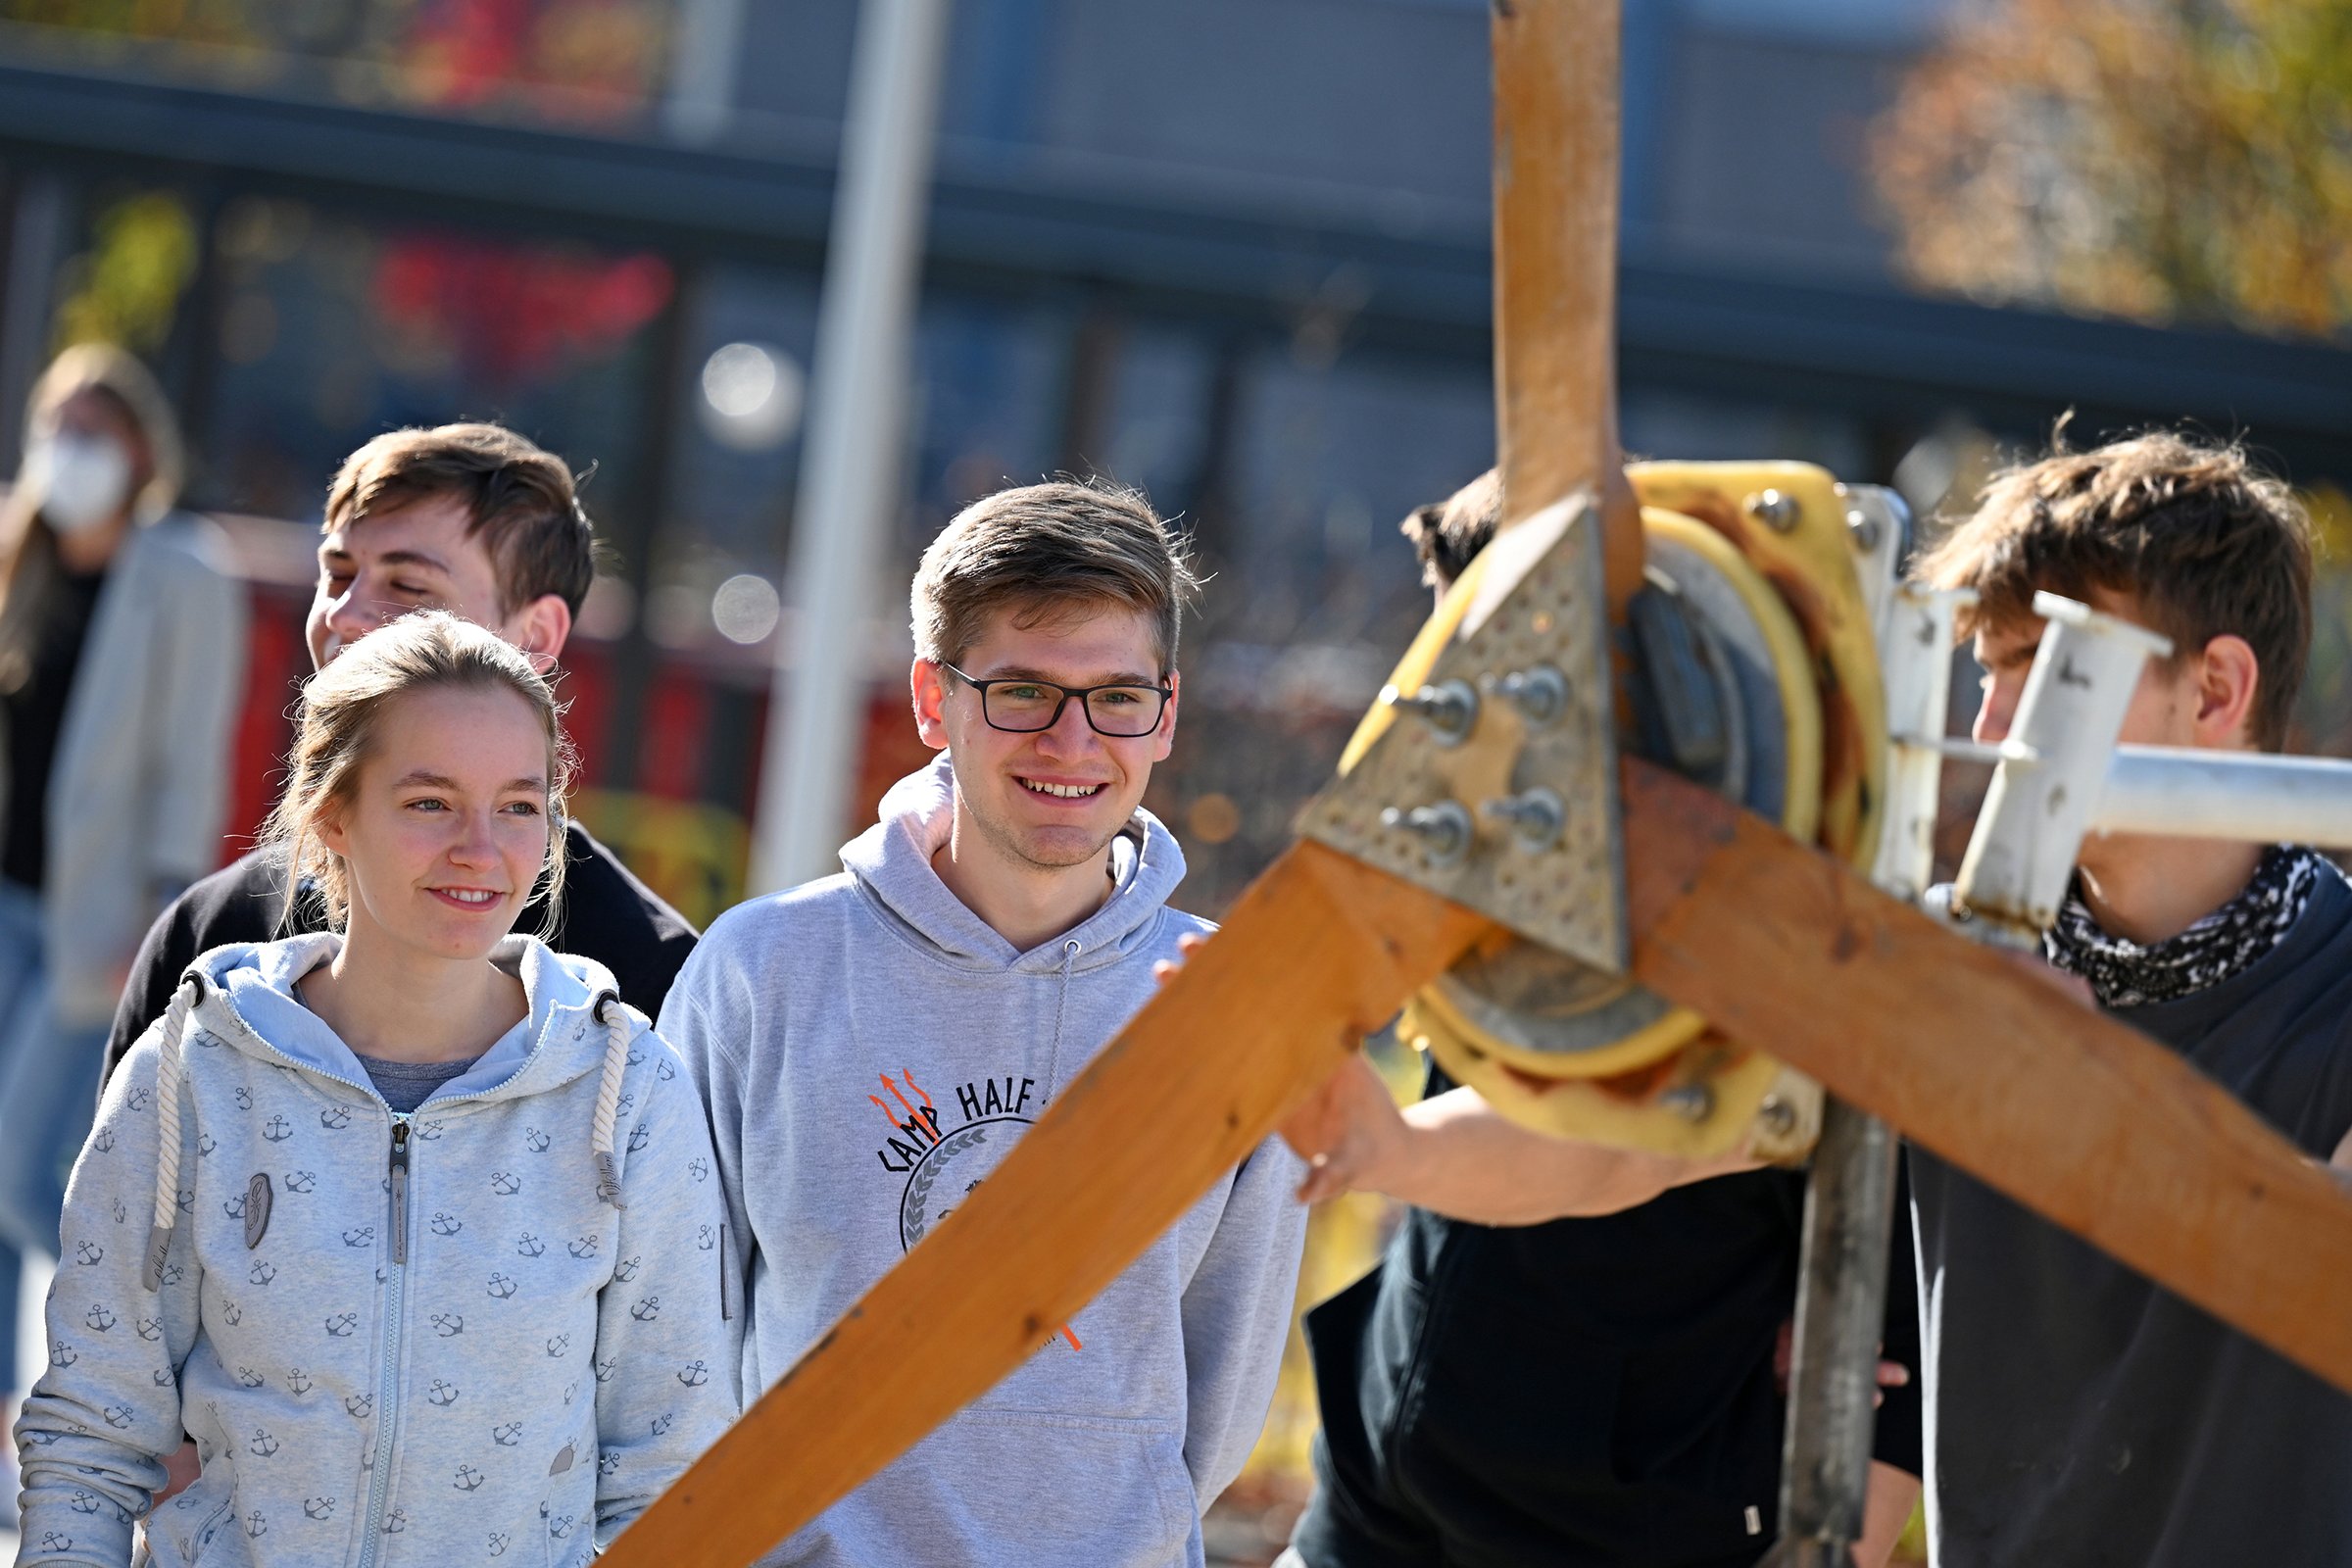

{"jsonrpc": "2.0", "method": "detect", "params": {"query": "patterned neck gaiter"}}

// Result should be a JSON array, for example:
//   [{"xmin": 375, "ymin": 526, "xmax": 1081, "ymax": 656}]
[{"xmin": 2044, "ymin": 844, "xmax": 2336, "ymax": 1009}]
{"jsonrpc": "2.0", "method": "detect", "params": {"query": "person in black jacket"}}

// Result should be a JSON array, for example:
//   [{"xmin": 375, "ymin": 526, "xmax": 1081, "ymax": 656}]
[
  {"xmin": 1279, "ymin": 470, "xmax": 1922, "ymax": 1568},
  {"xmin": 101, "ymin": 422, "xmax": 696, "ymax": 1094},
  {"xmin": 1907, "ymin": 430, "xmax": 2352, "ymax": 1567}
]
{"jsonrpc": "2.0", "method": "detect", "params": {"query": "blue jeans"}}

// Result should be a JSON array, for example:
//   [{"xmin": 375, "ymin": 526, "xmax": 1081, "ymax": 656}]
[{"xmin": 0, "ymin": 881, "xmax": 108, "ymax": 1394}]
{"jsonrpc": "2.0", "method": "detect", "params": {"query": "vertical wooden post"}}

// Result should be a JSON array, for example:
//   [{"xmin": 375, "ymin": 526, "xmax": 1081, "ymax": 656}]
[{"xmin": 1490, "ymin": 0, "xmax": 1643, "ymax": 615}]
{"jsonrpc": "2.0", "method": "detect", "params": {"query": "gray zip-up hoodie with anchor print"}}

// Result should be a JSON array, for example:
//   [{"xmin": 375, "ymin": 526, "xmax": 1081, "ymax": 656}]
[
  {"xmin": 13, "ymin": 934, "xmax": 740, "ymax": 1568},
  {"xmin": 661, "ymin": 757, "xmax": 1308, "ymax": 1568}
]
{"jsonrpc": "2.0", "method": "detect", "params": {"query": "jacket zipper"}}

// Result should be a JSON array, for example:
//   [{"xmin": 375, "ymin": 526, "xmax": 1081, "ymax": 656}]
[{"xmin": 356, "ymin": 1114, "xmax": 412, "ymax": 1568}]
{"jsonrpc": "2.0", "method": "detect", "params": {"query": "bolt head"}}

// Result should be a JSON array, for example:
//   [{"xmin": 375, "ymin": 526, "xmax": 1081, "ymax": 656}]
[{"xmin": 1745, "ymin": 488, "xmax": 1800, "ymax": 532}]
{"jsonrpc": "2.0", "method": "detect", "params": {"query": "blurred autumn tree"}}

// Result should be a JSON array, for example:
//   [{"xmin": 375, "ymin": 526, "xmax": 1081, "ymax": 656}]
[
  {"xmin": 0, "ymin": 0, "xmax": 676, "ymax": 126},
  {"xmin": 1871, "ymin": 0, "xmax": 2352, "ymax": 340}
]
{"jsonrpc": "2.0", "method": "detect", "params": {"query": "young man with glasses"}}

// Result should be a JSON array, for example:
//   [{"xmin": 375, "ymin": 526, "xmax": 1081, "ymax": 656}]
[{"xmin": 661, "ymin": 478, "xmax": 1307, "ymax": 1568}]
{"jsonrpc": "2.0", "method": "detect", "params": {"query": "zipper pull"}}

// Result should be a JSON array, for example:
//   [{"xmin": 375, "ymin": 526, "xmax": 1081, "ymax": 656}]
[{"xmin": 388, "ymin": 1118, "xmax": 411, "ymax": 1266}]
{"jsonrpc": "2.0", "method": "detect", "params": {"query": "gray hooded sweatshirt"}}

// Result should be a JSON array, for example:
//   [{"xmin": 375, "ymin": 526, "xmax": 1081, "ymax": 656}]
[
  {"xmin": 661, "ymin": 758, "xmax": 1307, "ymax": 1568},
  {"xmin": 14, "ymin": 934, "xmax": 740, "ymax": 1568}
]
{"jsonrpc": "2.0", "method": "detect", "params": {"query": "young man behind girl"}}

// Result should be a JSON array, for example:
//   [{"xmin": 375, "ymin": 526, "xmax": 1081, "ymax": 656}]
[
  {"xmin": 102, "ymin": 423, "xmax": 696, "ymax": 1093},
  {"xmin": 661, "ymin": 479, "xmax": 1307, "ymax": 1568}
]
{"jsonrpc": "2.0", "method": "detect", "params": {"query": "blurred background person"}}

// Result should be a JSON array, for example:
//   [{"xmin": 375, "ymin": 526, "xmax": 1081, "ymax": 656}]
[{"xmin": 0, "ymin": 343, "xmax": 246, "ymax": 1440}]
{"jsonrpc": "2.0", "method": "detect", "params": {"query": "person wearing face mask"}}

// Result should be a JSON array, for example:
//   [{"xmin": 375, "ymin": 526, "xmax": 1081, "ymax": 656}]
[{"xmin": 0, "ymin": 343, "xmax": 248, "ymax": 1430}]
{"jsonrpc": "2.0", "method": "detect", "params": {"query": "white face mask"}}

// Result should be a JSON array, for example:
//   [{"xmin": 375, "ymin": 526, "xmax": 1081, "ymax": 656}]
[{"xmin": 25, "ymin": 432, "xmax": 133, "ymax": 533}]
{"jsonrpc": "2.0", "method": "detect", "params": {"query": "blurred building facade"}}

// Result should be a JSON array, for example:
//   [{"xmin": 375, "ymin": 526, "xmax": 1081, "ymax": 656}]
[
  {"xmin": 0, "ymin": 0, "xmax": 2348, "ymax": 926},
  {"xmin": 6, "ymin": 9, "xmax": 2352, "ymax": 1559}
]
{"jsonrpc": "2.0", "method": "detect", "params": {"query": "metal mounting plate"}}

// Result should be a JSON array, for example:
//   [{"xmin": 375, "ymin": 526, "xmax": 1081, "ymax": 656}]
[{"xmin": 1298, "ymin": 496, "xmax": 1627, "ymax": 972}]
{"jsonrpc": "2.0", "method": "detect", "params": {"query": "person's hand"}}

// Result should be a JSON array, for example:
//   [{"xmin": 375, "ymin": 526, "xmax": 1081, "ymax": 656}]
[
  {"xmin": 1279, "ymin": 1053, "xmax": 1410, "ymax": 1203},
  {"xmin": 1773, "ymin": 1319, "xmax": 1911, "ymax": 1408},
  {"xmin": 1153, "ymin": 932, "xmax": 1394, "ymax": 1203},
  {"xmin": 157, "ymin": 1439, "xmax": 200, "ymax": 1502}
]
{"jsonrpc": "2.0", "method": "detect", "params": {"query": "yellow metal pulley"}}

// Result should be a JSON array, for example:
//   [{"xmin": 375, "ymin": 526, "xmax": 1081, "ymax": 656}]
[{"xmin": 1342, "ymin": 464, "xmax": 1888, "ymax": 1158}]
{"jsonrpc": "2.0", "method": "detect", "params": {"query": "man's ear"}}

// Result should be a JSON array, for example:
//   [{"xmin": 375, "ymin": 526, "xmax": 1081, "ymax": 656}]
[
  {"xmin": 506, "ymin": 594, "xmax": 573, "ymax": 675},
  {"xmin": 2193, "ymin": 633, "xmax": 2263, "ymax": 748},
  {"xmin": 1152, "ymin": 669, "xmax": 1180, "ymax": 763},
  {"xmin": 910, "ymin": 658, "xmax": 952, "ymax": 753}
]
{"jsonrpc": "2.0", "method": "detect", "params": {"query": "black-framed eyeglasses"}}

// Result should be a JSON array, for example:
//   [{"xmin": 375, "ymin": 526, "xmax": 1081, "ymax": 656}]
[{"xmin": 943, "ymin": 662, "xmax": 1172, "ymax": 737}]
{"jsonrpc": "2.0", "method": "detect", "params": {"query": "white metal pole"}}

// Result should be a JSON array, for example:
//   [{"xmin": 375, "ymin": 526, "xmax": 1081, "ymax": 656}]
[
  {"xmin": 2093, "ymin": 749, "xmax": 2352, "ymax": 846},
  {"xmin": 750, "ymin": 0, "xmax": 955, "ymax": 895}
]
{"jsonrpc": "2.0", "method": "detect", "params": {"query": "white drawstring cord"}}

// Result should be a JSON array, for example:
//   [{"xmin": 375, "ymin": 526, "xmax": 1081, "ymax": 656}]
[
  {"xmin": 589, "ymin": 994, "xmax": 634, "ymax": 1208},
  {"xmin": 142, "ymin": 975, "xmax": 203, "ymax": 1291}
]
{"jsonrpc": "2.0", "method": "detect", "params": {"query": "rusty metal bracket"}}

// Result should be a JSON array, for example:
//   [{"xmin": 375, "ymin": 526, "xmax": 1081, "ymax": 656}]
[{"xmin": 1297, "ymin": 495, "xmax": 1627, "ymax": 972}]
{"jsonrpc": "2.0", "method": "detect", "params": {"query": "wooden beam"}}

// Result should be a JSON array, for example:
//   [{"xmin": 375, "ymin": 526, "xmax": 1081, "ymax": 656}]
[
  {"xmin": 600, "ymin": 842, "xmax": 1489, "ymax": 1568},
  {"xmin": 1491, "ymin": 0, "xmax": 1642, "ymax": 612},
  {"xmin": 1621, "ymin": 759, "xmax": 2352, "ymax": 1396}
]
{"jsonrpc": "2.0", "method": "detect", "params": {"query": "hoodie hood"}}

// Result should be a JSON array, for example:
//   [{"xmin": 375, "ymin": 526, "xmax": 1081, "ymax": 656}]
[
  {"xmin": 137, "ymin": 934, "xmax": 646, "ymax": 1290},
  {"xmin": 840, "ymin": 755, "xmax": 1188, "ymax": 975},
  {"xmin": 189, "ymin": 931, "xmax": 626, "ymax": 1106}
]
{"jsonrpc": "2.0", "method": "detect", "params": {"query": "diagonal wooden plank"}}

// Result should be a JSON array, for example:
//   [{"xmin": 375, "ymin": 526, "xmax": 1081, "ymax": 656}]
[
  {"xmin": 1620, "ymin": 758, "xmax": 2352, "ymax": 1396},
  {"xmin": 600, "ymin": 842, "xmax": 1490, "ymax": 1568},
  {"xmin": 1490, "ymin": 0, "xmax": 1644, "ymax": 610}
]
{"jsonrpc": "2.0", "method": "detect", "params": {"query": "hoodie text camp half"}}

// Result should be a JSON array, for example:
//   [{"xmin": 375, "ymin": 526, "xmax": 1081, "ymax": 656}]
[
  {"xmin": 662, "ymin": 758, "xmax": 1309, "ymax": 1568},
  {"xmin": 14, "ymin": 934, "xmax": 740, "ymax": 1568}
]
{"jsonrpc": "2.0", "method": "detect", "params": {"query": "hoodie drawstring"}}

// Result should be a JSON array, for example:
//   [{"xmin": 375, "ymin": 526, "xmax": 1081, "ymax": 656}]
[
  {"xmin": 143, "ymin": 975, "xmax": 204, "ymax": 1291},
  {"xmin": 1042, "ymin": 939, "xmax": 1081, "ymax": 1103},
  {"xmin": 589, "ymin": 994, "xmax": 634, "ymax": 1208}
]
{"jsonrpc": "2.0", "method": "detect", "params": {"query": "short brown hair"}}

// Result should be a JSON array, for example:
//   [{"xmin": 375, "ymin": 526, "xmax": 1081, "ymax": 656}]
[
  {"xmin": 324, "ymin": 423, "xmax": 596, "ymax": 616},
  {"xmin": 911, "ymin": 478, "xmax": 1198, "ymax": 672},
  {"xmin": 1400, "ymin": 467, "xmax": 1501, "ymax": 591},
  {"xmin": 265, "ymin": 611, "xmax": 575, "ymax": 937},
  {"xmin": 1919, "ymin": 429, "xmax": 2313, "ymax": 748}
]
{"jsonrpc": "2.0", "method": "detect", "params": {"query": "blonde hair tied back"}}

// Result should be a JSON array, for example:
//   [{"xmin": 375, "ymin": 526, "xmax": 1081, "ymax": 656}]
[{"xmin": 264, "ymin": 611, "xmax": 575, "ymax": 939}]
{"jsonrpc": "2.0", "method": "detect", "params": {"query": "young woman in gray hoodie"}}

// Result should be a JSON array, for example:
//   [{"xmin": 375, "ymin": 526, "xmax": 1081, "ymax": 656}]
[{"xmin": 13, "ymin": 612, "xmax": 739, "ymax": 1567}]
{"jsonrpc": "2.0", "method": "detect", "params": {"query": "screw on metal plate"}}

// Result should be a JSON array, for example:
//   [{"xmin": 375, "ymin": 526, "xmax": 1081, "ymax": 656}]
[
  {"xmin": 1845, "ymin": 507, "xmax": 1881, "ymax": 552},
  {"xmin": 1380, "ymin": 801, "xmax": 1474, "ymax": 864},
  {"xmin": 1744, "ymin": 488, "xmax": 1800, "ymax": 532},
  {"xmin": 1660, "ymin": 1083, "xmax": 1715, "ymax": 1123},
  {"xmin": 1757, "ymin": 1095, "xmax": 1796, "ymax": 1137},
  {"xmin": 1480, "ymin": 787, "xmax": 1565, "ymax": 850},
  {"xmin": 1489, "ymin": 664, "xmax": 1569, "ymax": 725},
  {"xmin": 1383, "ymin": 678, "xmax": 1479, "ymax": 746}
]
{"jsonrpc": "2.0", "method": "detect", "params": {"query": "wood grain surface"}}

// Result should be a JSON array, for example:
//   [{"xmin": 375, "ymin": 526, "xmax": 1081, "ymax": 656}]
[
  {"xmin": 1621, "ymin": 757, "xmax": 2352, "ymax": 1396},
  {"xmin": 599, "ymin": 842, "xmax": 1490, "ymax": 1568},
  {"xmin": 1491, "ymin": 0, "xmax": 1643, "ymax": 612}
]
